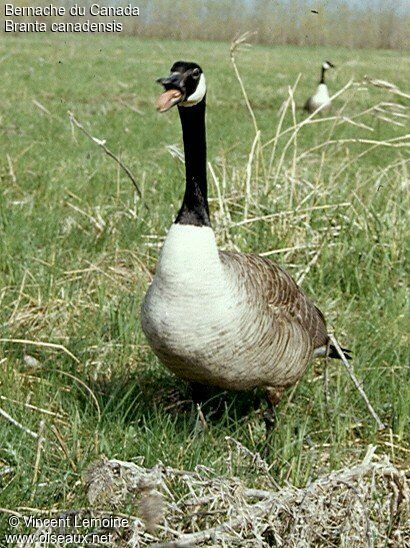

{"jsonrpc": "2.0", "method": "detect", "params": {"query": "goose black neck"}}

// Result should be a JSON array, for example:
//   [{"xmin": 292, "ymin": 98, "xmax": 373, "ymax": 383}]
[
  {"xmin": 175, "ymin": 98, "xmax": 210, "ymax": 227},
  {"xmin": 320, "ymin": 67, "xmax": 326, "ymax": 84}
]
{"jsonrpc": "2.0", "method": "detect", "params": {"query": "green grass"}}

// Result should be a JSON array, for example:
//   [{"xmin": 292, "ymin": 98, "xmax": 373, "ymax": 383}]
[{"xmin": 0, "ymin": 34, "xmax": 408, "ymax": 526}]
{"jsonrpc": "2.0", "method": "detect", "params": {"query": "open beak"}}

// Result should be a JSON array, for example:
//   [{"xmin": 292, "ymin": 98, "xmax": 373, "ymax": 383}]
[
  {"xmin": 156, "ymin": 74, "xmax": 185, "ymax": 113},
  {"xmin": 156, "ymin": 88, "xmax": 183, "ymax": 113}
]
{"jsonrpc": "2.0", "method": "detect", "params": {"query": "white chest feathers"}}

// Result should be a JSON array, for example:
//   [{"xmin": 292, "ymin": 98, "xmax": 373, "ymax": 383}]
[
  {"xmin": 311, "ymin": 83, "xmax": 331, "ymax": 109},
  {"xmin": 150, "ymin": 223, "xmax": 225, "ymax": 294},
  {"xmin": 141, "ymin": 224, "xmax": 235, "ymax": 362}
]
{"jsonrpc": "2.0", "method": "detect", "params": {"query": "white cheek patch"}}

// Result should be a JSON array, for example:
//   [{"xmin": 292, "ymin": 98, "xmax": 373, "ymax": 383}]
[
  {"xmin": 322, "ymin": 62, "xmax": 330, "ymax": 70},
  {"xmin": 181, "ymin": 74, "xmax": 206, "ymax": 106}
]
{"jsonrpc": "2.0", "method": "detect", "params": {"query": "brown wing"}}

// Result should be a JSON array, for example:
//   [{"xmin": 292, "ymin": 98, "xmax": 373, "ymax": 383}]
[
  {"xmin": 220, "ymin": 251, "xmax": 328, "ymax": 350},
  {"xmin": 304, "ymin": 96, "xmax": 313, "ymax": 112}
]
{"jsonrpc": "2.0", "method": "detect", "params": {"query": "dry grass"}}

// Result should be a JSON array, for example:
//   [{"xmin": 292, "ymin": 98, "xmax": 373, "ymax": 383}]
[
  {"xmin": 131, "ymin": 1, "xmax": 409, "ymax": 50},
  {"xmin": 22, "ymin": 443, "xmax": 409, "ymax": 546}
]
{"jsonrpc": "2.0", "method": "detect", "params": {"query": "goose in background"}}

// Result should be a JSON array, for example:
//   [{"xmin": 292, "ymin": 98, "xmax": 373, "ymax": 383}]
[
  {"xmin": 141, "ymin": 61, "xmax": 350, "ymax": 425},
  {"xmin": 304, "ymin": 61, "xmax": 335, "ymax": 114}
]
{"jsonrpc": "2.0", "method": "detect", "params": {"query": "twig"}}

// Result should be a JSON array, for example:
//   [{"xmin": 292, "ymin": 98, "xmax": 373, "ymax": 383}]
[
  {"xmin": 32, "ymin": 420, "xmax": 45, "ymax": 487},
  {"xmin": 6, "ymin": 154, "xmax": 17, "ymax": 183},
  {"xmin": 328, "ymin": 334, "xmax": 385, "ymax": 430},
  {"xmin": 0, "ymin": 395, "xmax": 67, "ymax": 422},
  {"xmin": 364, "ymin": 77, "xmax": 410, "ymax": 100},
  {"xmin": 208, "ymin": 162, "xmax": 225, "ymax": 221},
  {"xmin": 268, "ymin": 74, "xmax": 302, "ymax": 182},
  {"xmin": 0, "ymin": 406, "xmax": 39, "ymax": 439},
  {"xmin": 230, "ymin": 32, "xmax": 259, "ymax": 136},
  {"xmin": 196, "ymin": 405, "xmax": 208, "ymax": 431},
  {"xmin": 281, "ymin": 377, "xmax": 302, "ymax": 417},
  {"xmin": 296, "ymin": 134, "xmax": 409, "ymax": 162},
  {"xmin": 296, "ymin": 238, "xmax": 326, "ymax": 285},
  {"xmin": 268, "ymin": 93, "xmax": 291, "ymax": 181},
  {"xmin": 68, "ymin": 111, "xmax": 145, "ymax": 204},
  {"xmin": 51, "ymin": 424, "xmax": 77, "ymax": 472},
  {"xmin": 232, "ymin": 202, "xmax": 350, "ymax": 227},
  {"xmin": 32, "ymin": 99, "xmax": 51, "ymax": 116},
  {"xmin": 288, "ymin": 83, "xmax": 299, "ymax": 209},
  {"xmin": 54, "ymin": 369, "xmax": 101, "ymax": 422},
  {"xmin": 0, "ymin": 338, "xmax": 80, "ymax": 363},
  {"xmin": 0, "ymin": 508, "xmax": 23, "ymax": 517},
  {"xmin": 264, "ymin": 111, "xmax": 375, "ymax": 152},
  {"xmin": 66, "ymin": 202, "xmax": 105, "ymax": 233},
  {"xmin": 323, "ymin": 340, "xmax": 331, "ymax": 418},
  {"xmin": 259, "ymin": 244, "xmax": 311, "ymax": 257},
  {"xmin": 208, "ymin": 161, "xmax": 232, "ymax": 243},
  {"xmin": 244, "ymin": 131, "xmax": 260, "ymax": 219}
]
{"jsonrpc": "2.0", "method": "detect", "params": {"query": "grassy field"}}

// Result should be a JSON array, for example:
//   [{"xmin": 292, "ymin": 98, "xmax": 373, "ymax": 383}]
[{"xmin": 0, "ymin": 34, "xmax": 408, "ymax": 536}]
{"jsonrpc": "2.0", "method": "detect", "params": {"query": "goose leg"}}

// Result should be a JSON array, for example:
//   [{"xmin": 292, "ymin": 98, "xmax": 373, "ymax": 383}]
[
  {"xmin": 263, "ymin": 387, "xmax": 284, "ymax": 443},
  {"xmin": 190, "ymin": 382, "xmax": 212, "ymax": 405},
  {"xmin": 190, "ymin": 382, "xmax": 224, "ymax": 417}
]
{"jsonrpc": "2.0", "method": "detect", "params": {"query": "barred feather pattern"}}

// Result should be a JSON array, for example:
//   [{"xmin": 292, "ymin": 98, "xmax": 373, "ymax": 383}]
[{"xmin": 220, "ymin": 251, "xmax": 328, "ymax": 350}]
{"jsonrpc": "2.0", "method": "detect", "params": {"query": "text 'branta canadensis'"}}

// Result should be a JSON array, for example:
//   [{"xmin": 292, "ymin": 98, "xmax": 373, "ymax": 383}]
[
  {"xmin": 304, "ymin": 61, "xmax": 335, "ymax": 114},
  {"xmin": 141, "ymin": 61, "xmax": 350, "ymax": 412}
]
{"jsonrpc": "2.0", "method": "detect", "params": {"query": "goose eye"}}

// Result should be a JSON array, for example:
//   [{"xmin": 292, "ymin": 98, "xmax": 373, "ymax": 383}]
[{"xmin": 192, "ymin": 68, "xmax": 200, "ymax": 79}]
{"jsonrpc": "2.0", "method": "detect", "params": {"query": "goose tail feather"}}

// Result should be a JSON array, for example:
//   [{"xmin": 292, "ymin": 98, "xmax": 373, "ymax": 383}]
[
  {"xmin": 328, "ymin": 344, "xmax": 352, "ymax": 360},
  {"xmin": 313, "ymin": 343, "xmax": 352, "ymax": 360}
]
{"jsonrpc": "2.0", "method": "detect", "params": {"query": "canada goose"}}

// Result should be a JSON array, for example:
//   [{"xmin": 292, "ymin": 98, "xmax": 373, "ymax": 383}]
[
  {"xmin": 304, "ymin": 61, "xmax": 335, "ymax": 114},
  {"xmin": 141, "ymin": 61, "xmax": 350, "ymax": 420}
]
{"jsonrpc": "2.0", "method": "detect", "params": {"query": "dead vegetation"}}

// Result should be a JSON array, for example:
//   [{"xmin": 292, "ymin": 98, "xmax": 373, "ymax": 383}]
[{"xmin": 22, "ymin": 443, "xmax": 409, "ymax": 547}]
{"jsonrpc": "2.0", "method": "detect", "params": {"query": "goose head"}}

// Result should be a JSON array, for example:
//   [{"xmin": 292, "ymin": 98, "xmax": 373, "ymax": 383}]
[
  {"xmin": 156, "ymin": 61, "xmax": 206, "ymax": 113},
  {"xmin": 322, "ymin": 61, "xmax": 335, "ymax": 71}
]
